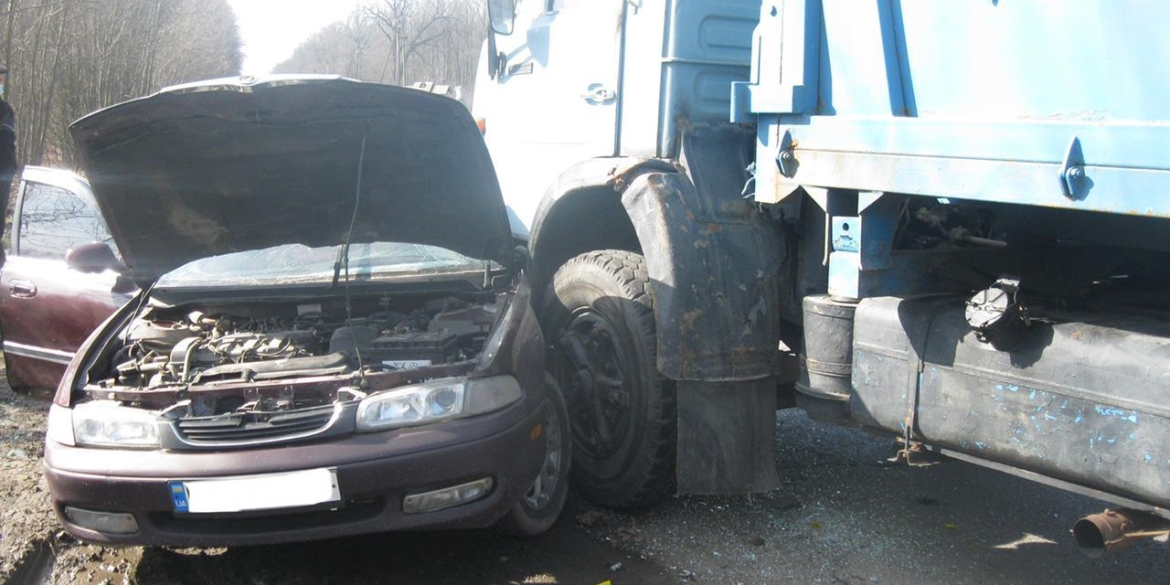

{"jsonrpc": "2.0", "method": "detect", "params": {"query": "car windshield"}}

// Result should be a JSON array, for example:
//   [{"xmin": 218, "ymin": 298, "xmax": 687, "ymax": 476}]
[{"xmin": 157, "ymin": 242, "xmax": 493, "ymax": 288}]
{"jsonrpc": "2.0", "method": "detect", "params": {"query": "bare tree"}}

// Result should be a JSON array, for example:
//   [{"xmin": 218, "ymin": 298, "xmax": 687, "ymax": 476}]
[
  {"xmin": 278, "ymin": 18, "xmax": 378, "ymax": 79},
  {"xmin": 0, "ymin": 0, "xmax": 243, "ymax": 167},
  {"xmin": 274, "ymin": 0, "xmax": 485, "ymax": 103},
  {"xmin": 365, "ymin": 0, "xmax": 455, "ymax": 85}
]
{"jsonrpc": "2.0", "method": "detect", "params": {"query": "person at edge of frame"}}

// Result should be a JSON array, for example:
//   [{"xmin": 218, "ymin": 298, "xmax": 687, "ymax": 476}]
[{"xmin": 0, "ymin": 63, "xmax": 16, "ymax": 262}]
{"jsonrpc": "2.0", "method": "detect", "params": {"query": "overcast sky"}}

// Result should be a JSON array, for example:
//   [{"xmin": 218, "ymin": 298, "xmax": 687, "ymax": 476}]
[{"xmin": 228, "ymin": 0, "xmax": 367, "ymax": 75}]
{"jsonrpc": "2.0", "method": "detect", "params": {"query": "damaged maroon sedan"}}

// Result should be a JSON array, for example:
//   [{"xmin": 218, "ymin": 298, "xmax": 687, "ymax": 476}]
[{"xmin": 42, "ymin": 76, "xmax": 570, "ymax": 545}]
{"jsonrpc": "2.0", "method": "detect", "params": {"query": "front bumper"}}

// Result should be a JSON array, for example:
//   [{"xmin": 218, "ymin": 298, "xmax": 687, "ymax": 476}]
[{"xmin": 44, "ymin": 400, "xmax": 547, "ymax": 546}]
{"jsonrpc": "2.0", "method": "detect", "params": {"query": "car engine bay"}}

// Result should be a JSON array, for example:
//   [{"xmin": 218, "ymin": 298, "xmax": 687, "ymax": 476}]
[{"xmin": 83, "ymin": 291, "xmax": 510, "ymax": 415}]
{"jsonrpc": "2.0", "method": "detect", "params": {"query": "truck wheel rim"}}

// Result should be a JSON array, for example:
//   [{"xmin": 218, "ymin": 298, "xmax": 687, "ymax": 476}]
[{"xmin": 556, "ymin": 310, "xmax": 632, "ymax": 460}]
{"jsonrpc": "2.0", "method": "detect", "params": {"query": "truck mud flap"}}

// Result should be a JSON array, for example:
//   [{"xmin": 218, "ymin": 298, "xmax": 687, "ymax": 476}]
[{"xmin": 676, "ymin": 377, "xmax": 780, "ymax": 495}]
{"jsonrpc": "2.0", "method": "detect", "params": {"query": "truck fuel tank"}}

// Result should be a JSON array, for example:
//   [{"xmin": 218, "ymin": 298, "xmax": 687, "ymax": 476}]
[{"xmin": 844, "ymin": 295, "xmax": 1170, "ymax": 510}]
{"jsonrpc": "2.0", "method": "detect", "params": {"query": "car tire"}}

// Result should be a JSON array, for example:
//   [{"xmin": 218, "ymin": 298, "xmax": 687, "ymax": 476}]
[
  {"xmin": 496, "ymin": 373, "xmax": 572, "ymax": 538},
  {"xmin": 540, "ymin": 250, "xmax": 675, "ymax": 509}
]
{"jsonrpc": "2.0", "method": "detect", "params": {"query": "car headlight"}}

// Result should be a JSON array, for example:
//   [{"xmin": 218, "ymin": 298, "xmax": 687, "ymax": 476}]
[
  {"xmin": 356, "ymin": 375, "xmax": 523, "ymax": 432},
  {"xmin": 72, "ymin": 401, "xmax": 161, "ymax": 449},
  {"xmin": 357, "ymin": 378, "xmax": 466, "ymax": 431}
]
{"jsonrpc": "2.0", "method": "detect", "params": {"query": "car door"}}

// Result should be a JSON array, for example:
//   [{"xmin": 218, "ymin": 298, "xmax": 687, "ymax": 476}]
[
  {"xmin": 474, "ymin": 0, "xmax": 625, "ymax": 232},
  {"xmin": 0, "ymin": 167, "xmax": 135, "ymax": 392}
]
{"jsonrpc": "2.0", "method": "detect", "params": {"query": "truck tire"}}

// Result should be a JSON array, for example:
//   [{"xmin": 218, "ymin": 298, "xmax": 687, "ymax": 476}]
[
  {"xmin": 540, "ymin": 250, "xmax": 675, "ymax": 508},
  {"xmin": 496, "ymin": 374, "xmax": 572, "ymax": 538}
]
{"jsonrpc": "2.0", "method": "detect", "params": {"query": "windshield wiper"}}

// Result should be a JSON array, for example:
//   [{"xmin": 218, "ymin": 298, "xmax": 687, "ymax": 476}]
[{"xmin": 331, "ymin": 246, "xmax": 345, "ymax": 288}]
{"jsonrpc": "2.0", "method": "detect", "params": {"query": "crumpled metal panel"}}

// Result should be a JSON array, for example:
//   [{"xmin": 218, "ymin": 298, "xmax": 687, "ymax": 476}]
[{"xmin": 622, "ymin": 170, "xmax": 783, "ymax": 381}]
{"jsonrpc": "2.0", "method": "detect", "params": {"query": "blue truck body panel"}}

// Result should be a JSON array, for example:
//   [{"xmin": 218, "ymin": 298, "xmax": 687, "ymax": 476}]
[{"xmin": 741, "ymin": 0, "xmax": 1170, "ymax": 218}]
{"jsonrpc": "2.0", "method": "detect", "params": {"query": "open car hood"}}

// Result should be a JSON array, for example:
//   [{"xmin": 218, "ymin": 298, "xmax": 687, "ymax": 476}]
[{"xmin": 70, "ymin": 76, "xmax": 511, "ymax": 286}]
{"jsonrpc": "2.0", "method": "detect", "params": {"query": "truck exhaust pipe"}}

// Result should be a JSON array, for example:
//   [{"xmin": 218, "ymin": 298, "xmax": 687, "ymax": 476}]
[{"xmin": 1072, "ymin": 509, "xmax": 1170, "ymax": 557}]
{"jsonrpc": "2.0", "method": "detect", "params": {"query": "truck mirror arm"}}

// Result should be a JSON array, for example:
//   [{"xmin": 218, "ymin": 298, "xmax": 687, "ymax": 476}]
[{"xmin": 487, "ymin": 28, "xmax": 507, "ymax": 80}]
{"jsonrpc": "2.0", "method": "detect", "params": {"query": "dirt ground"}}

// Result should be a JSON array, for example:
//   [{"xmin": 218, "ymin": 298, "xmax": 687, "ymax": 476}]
[
  {"xmin": 2, "ymin": 367, "xmax": 1169, "ymax": 585},
  {"xmin": 0, "ymin": 375, "xmax": 56, "ymax": 583}
]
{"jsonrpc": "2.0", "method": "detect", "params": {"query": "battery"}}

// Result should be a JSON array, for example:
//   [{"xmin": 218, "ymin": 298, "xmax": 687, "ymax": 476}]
[{"xmin": 366, "ymin": 331, "xmax": 458, "ymax": 369}]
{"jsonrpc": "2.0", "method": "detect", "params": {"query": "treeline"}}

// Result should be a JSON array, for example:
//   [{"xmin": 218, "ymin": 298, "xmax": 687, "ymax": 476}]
[
  {"xmin": 275, "ymin": 0, "xmax": 485, "ymax": 101},
  {"xmin": 2, "ymin": 0, "xmax": 243, "ymax": 167}
]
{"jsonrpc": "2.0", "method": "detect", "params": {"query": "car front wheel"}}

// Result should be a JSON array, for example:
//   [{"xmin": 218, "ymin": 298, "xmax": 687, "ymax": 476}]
[{"xmin": 496, "ymin": 374, "xmax": 571, "ymax": 537}]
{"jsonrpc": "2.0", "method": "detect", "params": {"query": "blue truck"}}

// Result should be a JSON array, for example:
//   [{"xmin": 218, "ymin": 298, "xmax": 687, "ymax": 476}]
[{"xmin": 474, "ymin": 0, "xmax": 1170, "ymax": 555}]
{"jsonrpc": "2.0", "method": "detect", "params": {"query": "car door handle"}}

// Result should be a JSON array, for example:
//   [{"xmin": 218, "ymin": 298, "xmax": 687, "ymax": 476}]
[
  {"xmin": 580, "ymin": 85, "xmax": 617, "ymax": 104},
  {"xmin": 9, "ymin": 280, "xmax": 37, "ymax": 298}
]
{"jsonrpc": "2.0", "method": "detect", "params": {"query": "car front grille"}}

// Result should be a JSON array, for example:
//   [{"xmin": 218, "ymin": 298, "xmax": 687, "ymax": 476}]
[{"xmin": 173, "ymin": 405, "xmax": 338, "ymax": 446}]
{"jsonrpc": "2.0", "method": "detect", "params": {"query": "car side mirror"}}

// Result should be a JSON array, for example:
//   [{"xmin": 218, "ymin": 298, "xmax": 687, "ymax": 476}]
[
  {"xmin": 487, "ymin": 0, "xmax": 516, "ymax": 35},
  {"xmin": 66, "ymin": 242, "xmax": 123, "ymax": 274}
]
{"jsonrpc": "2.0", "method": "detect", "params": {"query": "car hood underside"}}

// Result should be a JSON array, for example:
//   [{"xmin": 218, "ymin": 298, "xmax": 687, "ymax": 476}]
[{"xmin": 70, "ymin": 76, "xmax": 512, "ymax": 285}]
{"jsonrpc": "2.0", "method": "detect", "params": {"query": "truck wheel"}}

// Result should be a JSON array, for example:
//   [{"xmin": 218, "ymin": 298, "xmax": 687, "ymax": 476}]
[
  {"xmin": 496, "ymin": 374, "xmax": 571, "ymax": 538},
  {"xmin": 541, "ymin": 250, "xmax": 675, "ymax": 508}
]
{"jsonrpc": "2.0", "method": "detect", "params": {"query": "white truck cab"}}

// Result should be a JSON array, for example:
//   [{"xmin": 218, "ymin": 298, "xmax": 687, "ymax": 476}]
[{"xmin": 473, "ymin": 0, "xmax": 625, "ymax": 235}]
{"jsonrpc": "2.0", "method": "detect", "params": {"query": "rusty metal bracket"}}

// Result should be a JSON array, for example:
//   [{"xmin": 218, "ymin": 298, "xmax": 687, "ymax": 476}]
[
  {"xmin": 886, "ymin": 299, "xmax": 951, "ymax": 468},
  {"xmin": 886, "ymin": 439, "xmax": 940, "ymax": 468}
]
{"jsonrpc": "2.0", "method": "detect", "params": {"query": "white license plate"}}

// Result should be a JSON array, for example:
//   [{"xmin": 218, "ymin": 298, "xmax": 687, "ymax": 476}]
[{"xmin": 169, "ymin": 468, "xmax": 340, "ymax": 514}]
